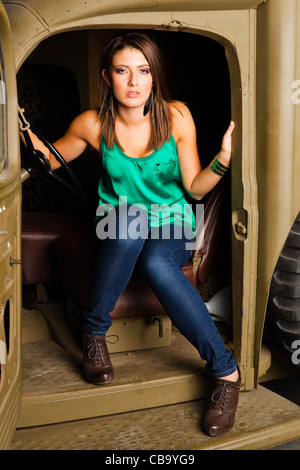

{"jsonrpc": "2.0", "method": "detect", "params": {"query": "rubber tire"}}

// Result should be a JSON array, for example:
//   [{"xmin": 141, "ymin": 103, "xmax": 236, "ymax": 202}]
[{"xmin": 266, "ymin": 212, "xmax": 300, "ymax": 363}]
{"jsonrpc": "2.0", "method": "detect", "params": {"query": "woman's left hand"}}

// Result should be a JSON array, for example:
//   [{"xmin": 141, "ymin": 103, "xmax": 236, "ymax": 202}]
[{"xmin": 219, "ymin": 121, "xmax": 235, "ymax": 166}]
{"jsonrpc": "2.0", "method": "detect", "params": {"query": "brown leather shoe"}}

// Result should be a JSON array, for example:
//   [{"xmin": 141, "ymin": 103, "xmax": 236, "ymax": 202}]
[
  {"xmin": 203, "ymin": 367, "xmax": 243, "ymax": 437},
  {"xmin": 82, "ymin": 332, "xmax": 114, "ymax": 385}
]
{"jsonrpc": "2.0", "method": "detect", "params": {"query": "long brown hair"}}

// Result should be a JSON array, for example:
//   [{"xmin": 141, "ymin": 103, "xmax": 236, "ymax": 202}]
[{"xmin": 98, "ymin": 32, "xmax": 172, "ymax": 151}]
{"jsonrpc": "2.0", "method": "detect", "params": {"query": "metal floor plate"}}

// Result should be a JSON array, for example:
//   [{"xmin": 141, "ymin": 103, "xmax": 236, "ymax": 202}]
[
  {"xmin": 11, "ymin": 385, "xmax": 300, "ymax": 450},
  {"xmin": 11, "ymin": 305, "xmax": 300, "ymax": 450}
]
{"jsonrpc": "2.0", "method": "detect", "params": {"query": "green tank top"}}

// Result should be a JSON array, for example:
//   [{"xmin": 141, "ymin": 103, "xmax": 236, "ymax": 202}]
[{"xmin": 97, "ymin": 135, "xmax": 196, "ymax": 231}]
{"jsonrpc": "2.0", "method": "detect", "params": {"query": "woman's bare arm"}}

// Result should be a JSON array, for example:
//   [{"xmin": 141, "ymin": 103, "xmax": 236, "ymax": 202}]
[
  {"xmin": 20, "ymin": 109, "xmax": 101, "ymax": 170},
  {"xmin": 173, "ymin": 103, "xmax": 234, "ymax": 200}
]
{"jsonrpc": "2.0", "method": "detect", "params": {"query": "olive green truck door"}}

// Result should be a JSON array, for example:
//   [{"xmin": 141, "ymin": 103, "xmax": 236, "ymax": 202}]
[{"xmin": 0, "ymin": 1, "xmax": 22, "ymax": 450}]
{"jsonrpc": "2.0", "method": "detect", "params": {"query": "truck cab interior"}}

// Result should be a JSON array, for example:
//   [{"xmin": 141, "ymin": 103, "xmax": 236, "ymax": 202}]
[{"xmin": 17, "ymin": 29, "xmax": 235, "ymax": 427}]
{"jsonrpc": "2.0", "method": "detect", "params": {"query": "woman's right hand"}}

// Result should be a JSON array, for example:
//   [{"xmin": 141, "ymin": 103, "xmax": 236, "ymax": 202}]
[{"xmin": 19, "ymin": 108, "xmax": 53, "ymax": 164}]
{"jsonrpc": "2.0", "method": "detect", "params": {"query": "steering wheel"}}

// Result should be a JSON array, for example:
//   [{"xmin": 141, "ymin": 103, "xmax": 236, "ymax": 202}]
[{"xmin": 19, "ymin": 110, "xmax": 86, "ymax": 204}]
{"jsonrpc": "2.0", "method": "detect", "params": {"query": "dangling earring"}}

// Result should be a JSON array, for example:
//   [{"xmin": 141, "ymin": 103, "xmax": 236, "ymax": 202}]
[
  {"xmin": 101, "ymin": 88, "xmax": 112, "ymax": 116},
  {"xmin": 143, "ymin": 90, "xmax": 153, "ymax": 116}
]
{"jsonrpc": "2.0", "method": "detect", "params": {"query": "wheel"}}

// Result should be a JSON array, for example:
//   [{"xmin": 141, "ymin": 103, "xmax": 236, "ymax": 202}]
[
  {"xmin": 266, "ymin": 212, "xmax": 300, "ymax": 364},
  {"xmin": 19, "ymin": 110, "xmax": 86, "ymax": 204}
]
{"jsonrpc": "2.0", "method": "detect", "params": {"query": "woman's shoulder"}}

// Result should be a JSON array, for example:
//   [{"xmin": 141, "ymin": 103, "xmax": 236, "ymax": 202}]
[
  {"xmin": 69, "ymin": 108, "xmax": 101, "ymax": 145},
  {"xmin": 74, "ymin": 108, "xmax": 100, "ymax": 128},
  {"xmin": 68, "ymin": 108, "xmax": 100, "ymax": 131},
  {"xmin": 169, "ymin": 100, "xmax": 188, "ymax": 114},
  {"xmin": 169, "ymin": 101, "xmax": 196, "ymax": 142}
]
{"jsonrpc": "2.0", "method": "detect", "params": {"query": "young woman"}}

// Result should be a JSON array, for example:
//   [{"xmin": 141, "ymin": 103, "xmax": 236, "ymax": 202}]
[{"xmin": 25, "ymin": 32, "xmax": 241, "ymax": 437}]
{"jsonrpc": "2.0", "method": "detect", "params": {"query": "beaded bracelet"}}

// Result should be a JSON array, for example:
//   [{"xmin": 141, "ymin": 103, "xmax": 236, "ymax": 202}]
[{"xmin": 210, "ymin": 156, "xmax": 230, "ymax": 177}]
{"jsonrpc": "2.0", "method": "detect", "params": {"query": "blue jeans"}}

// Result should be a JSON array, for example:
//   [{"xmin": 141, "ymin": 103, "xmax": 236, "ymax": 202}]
[{"xmin": 83, "ymin": 206, "xmax": 237, "ymax": 378}]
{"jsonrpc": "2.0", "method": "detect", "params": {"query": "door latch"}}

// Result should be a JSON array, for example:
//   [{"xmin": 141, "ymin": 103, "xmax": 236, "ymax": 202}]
[
  {"xmin": 232, "ymin": 209, "xmax": 248, "ymax": 241},
  {"xmin": 235, "ymin": 222, "xmax": 247, "ymax": 236},
  {"xmin": 151, "ymin": 316, "xmax": 164, "ymax": 337}
]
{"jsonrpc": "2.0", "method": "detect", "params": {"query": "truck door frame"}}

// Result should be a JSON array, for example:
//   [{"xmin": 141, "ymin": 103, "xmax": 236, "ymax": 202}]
[{"xmin": 6, "ymin": 4, "xmax": 259, "ymax": 391}]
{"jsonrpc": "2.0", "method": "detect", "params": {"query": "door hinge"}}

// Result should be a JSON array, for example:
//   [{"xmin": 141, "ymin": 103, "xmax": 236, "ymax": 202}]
[{"xmin": 10, "ymin": 257, "xmax": 22, "ymax": 265}]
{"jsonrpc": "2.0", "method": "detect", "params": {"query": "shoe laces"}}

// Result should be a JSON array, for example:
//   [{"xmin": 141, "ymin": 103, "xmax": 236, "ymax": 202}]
[
  {"xmin": 210, "ymin": 380, "xmax": 241, "ymax": 413},
  {"xmin": 87, "ymin": 335, "xmax": 119, "ymax": 364}
]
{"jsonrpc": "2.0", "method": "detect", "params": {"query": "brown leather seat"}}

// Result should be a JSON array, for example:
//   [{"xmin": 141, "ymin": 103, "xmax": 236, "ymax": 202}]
[
  {"xmin": 54, "ymin": 230, "xmax": 196, "ymax": 318},
  {"xmin": 21, "ymin": 179, "xmax": 227, "ymax": 319},
  {"xmin": 21, "ymin": 212, "xmax": 86, "ymax": 285},
  {"xmin": 194, "ymin": 177, "xmax": 228, "ymax": 284}
]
